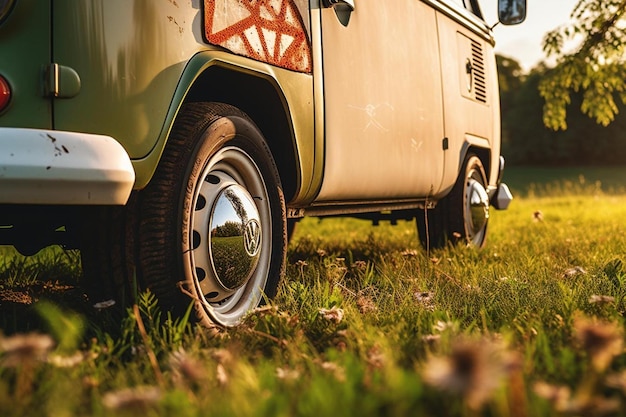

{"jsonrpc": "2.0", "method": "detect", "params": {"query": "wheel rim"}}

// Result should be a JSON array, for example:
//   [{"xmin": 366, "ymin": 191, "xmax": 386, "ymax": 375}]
[
  {"xmin": 464, "ymin": 167, "xmax": 489, "ymax": 245},
  {"xmin": 188, "ymin": 146, "xmax": 272, "ymax": 325}
]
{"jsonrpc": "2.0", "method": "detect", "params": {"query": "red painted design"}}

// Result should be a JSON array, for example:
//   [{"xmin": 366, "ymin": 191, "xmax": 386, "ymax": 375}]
[{"xmin": 204, "ymin": 0, "xmax": 311, "ymax": 73}]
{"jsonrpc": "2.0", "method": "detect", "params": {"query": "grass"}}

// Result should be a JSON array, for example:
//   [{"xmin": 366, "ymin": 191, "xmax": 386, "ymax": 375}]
[{"xmin": 1, "ymin": 166, "xmax": 626, "ymax": 416}]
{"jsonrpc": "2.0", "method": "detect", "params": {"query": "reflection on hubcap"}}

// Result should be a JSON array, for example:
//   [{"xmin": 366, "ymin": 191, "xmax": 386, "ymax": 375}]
[
  {"xmin": 209, "ymin": 184, "xmax": 262, "ymax": 291},
  {"xmin": 467, "ymin": 178, "xmax": 489, "ymax": 236},
  {"xmin": 244, "ymin": 219, "xmax": 261, "ymax": 257}
]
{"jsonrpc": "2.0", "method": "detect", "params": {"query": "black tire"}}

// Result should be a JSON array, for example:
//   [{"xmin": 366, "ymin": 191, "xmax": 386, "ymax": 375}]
[
  {"xmin": 82, "ymin": 102, "xmax": 287, "ymax": 327},
  {"xmin": 417, "ymin": 154, "xmax": 489, "ymax": 250},
  {"xmin": 79, "ymin": 198, "xmax": 139, "ymax": 309},
  {"xmin": 287, "ymin": 218, "xmax": 300, "ymax": 241}
]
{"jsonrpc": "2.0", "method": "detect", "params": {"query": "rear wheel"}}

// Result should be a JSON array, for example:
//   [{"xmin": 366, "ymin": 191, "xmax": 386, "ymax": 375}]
[
  {"xmin": 417, "ymin": 154, "xmax": 489, "ymax": 250},
  {"xmin": 82, "ymin": 102, "xmax": 287, "ymax": 327}
]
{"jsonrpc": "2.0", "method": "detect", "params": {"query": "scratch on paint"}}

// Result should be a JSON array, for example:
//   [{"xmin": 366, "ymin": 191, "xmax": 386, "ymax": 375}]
[
  {"xmin": 348, "ymin": 102, "xmax": 394, "ymax": 132},
  {"xmin": 411, "ymin": 138, "xmax": 423, "ymax": 152}
]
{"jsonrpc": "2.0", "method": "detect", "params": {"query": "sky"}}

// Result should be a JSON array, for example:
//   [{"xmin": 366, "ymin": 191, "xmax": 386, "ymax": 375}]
[{"xmin": 481, "ymin": 0, "xmax": 579, "ymax": 71}]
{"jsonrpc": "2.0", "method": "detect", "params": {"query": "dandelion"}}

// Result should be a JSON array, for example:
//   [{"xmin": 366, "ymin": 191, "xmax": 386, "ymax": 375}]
[
  {"xmin": 319, "ymin": 361, "xmax": 346, "ymax": 382},
  {"xmin": 422, "ymin": 337, "xmax": 510, "ymax": 410},
  {"xmin": 48, "ymin": 351, "xmax": 86, "ymax": 368},
  {"xmin": 414, "ymin": 291, "xmax": 435, "ymax": 311},
  {"xmin": 433, "ymin": 320, "xmax": 454, "ymax": 333},
  {"xmin": 356, "ymin": 296, "xmax": 377, "ymax": 314},
  {"xmin": 0, "ymin": 332, "xmax": 55, "ymax": 367},
  {"xmin": 0, "ymin": 332, "xmax": 56, "ymax": 400},
  {"xmin": 169, "ymin": 349, "xmax": 206, "ymax": 388},
  {"xmin": 588, "ymin": 295, "xmax": 615, "ymax": 305},
  {"xmin": 276, "ymin": 367, "xmax": 300, "ymax": 381},
  {"xmin": 366, "ymin": 346, "xmax": 387, "ymax": 369},
  {"xmin": 102, "ymin": 386, "xmax": 162, "ymax": 411},
  {"xmin": 216, "ymin": 363, "xmax": 229, "ymax": 387},
  {"xmin": 574, "ymin": 316, "xmax": 623, "ymax": 372},
  {"xmin": 533, "ymin": 381, "xmax": 571, "ymax": 411},
  {"xmin": 422, "ymin": 334, "xmax": 441, "ymax": 344},
  {"xmin": 93, "ymin": 299, "xmax": 116, "ymax": 310},
  {"xmin": 319, "ymin": 307, "xmax": 344, "ymax": 324},
  {"xmin": 211, "ymin": 348, "xmax": 234, "ymax": 366},
  {"xmin": 562, "ymin": 266, "xmax": 586, "ymax": 278},
  {"xmin": 352, "ymin": 260, "xmax": 368, "ymax": 270},
  {"xmin": 534, "ymin": 381, "xmax": 620, "ymax": 415}
]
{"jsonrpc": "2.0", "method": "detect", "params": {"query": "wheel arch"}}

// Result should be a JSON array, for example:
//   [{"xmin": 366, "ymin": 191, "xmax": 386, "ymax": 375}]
[
  {"xmin": 133, "ymin": 54, "xmax": 301, "ymax": 203},
  {"xmin": 459, "ymin": 142, "xmax": 492, "ymax": 186},
  {"xmin": 183, "ymin": 65, "xmax": 299, "ymax": 202}
]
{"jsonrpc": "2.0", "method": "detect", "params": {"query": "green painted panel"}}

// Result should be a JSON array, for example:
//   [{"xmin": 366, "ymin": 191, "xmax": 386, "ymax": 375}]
[
  {"xmin": 0, "ymin": 0, "xmax": 51, "ymax": 128},
  {"xmin": 52, "ymin": 0, "xmax": 204, "ymax": 159}
]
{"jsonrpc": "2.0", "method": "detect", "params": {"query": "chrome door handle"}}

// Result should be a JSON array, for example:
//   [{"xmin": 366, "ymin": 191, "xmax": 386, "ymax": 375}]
[{"xmin": 322, "ymin": 0, "xmax": 355, "ymax": 11}]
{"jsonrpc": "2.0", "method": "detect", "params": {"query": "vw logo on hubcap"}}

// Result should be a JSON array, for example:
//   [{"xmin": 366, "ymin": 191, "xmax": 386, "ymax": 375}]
[{"xmin": 244, "ymin": 219, "xmax": 261, "ymax": 257}]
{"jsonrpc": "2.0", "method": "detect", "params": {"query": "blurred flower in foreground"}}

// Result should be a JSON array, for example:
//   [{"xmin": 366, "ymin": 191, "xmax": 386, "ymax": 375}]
[
  {"xmin": 588, "ymin": 295, "xmax": 615, "ymax": 305},
  {"xmin": 357, "ymin": 296, "xmax": 377, "ymax": 314},
  {"xmin": 422, "ymin": 337, "xmax": 514, "ymax": 410},
  {"xmin": 276, "ymin": 366, "xmax": 300, "ymax": 381},
  {"xmin": 169, "ymin": 348, "xmax": 206, "ymax": 389},
  {"xmin": 0, "ymin": 333, "xmax": 55, "ymax": 367},
  {"xmin": 319, "ymin": 307, "xmax": 344, "ymax": 324},
  {"xmin": 534, "ymin": 381, "xmax": 620, "ymax": 415},
  {"xmin": 562, "ymin": 266, "xmax": 586, "ymax": 279},
  {"xmin": 574, "ymin": 316, "xmax": 623, "ymax": 372},
  {"xmin": 93, "ymin": 299, "xmax": 116, "ymax": 310},
  {"xmin": 102, "ymin": 386, "xmax": 161, "ymax": 411}
]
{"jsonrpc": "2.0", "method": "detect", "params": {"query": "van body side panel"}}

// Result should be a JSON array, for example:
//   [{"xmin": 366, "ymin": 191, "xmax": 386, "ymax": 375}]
[
  {"xmin": 51, "ymin": 0, "xmax": 205, "ymax": 160},
  {"xmin": 435, "ymin": 9, "xmax": 497, "ymax": 192},
  {"xmin": 51, "ymin": 0, "xmax": 315, "ymax": 194},
  {"xmin": 315, "ymin": 0, "xmax": 445, "ymax": 202}
]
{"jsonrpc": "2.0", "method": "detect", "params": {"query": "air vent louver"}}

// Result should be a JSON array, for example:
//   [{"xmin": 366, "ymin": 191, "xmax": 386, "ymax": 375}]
[{"xmin": 470, "ymin": 40, "xmax": 487, "ymax": 103}]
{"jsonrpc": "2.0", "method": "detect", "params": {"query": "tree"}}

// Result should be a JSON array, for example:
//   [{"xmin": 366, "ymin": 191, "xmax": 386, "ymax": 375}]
[
  {"xmin": 498, "ymin": 54, "xmax": 626, "ymax": 166},
  {"xmin": 540, "ymin": 0, "xmax": 626, "ymax": 130}
]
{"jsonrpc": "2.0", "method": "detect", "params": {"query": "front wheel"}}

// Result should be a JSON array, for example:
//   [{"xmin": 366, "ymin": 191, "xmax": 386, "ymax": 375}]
[
  {"xmin": 82, "ymin": 102, "xmax": 287, "ymax": 327},
  {"xmin": 144, "ymin": 103, "xmax": 287, "ymax": 326},
  {"xmin": 416, "ymin": 154, "xmax": 490, "ymax": 250}
]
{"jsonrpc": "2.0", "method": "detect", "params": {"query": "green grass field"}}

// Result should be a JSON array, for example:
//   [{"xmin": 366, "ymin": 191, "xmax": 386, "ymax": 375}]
[{"xmin": 1, "ymin": 166, "xmax": 626, "ymax": 416}]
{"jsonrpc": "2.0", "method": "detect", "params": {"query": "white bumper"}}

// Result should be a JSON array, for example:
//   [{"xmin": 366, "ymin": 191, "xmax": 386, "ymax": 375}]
[{"xmin": 0, "ymin": 128, "xmax": 135, "ymax": 205}]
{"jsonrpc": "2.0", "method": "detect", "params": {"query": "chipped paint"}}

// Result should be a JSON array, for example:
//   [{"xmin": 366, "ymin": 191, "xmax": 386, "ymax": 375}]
[{"xmin": 45, "ymin": 133, "xmax": 70, "ymax": 157}]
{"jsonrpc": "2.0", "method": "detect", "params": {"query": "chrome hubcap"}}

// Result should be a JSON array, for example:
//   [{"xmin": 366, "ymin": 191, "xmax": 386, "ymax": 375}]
[
  {"xmin": 209, "ymin": 182, "xmax": 262, "ymax": 291},
  {"xmin": 189, "ymin": 146, "xmax": 271, "ymax": 325},
  {"xmin": 466, "ymin": 178, "xmax": 489, "ymax": 238}
]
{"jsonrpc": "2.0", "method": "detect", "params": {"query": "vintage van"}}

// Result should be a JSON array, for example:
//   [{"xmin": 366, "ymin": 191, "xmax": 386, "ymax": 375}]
[{"xmin": 0, "ymin": 0, "xmax": 524, "ymax": 326}]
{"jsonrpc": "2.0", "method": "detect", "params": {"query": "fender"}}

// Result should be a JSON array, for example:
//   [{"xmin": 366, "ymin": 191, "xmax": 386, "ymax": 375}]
[{"xmin": 131, "ymin": 51, "xmax": 316, "ymax": 206}]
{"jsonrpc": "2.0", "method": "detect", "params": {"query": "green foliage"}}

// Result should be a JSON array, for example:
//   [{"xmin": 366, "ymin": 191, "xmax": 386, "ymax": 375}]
[
  {"xmin": 498, "ymin": 57, "xmax": 626, "ymax": 165},
  {"xmin": 539, "ymin": 0, "xmax": 626, "ymax": 130}
]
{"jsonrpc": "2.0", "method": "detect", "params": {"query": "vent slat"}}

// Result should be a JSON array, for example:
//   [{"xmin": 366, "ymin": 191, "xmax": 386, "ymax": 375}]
[{"xmin": 470, "ymin": 40, "xmax": 487, "ymax": 103}]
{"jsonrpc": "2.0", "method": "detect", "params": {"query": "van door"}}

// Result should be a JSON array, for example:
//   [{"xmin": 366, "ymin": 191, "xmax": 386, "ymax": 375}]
[{"xmin": 316, "ymin": 0, "xmax": 445, "ymax": 203}]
